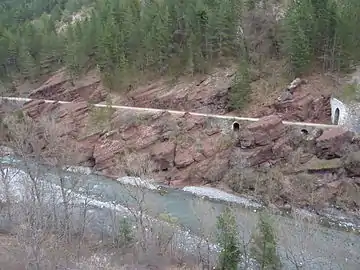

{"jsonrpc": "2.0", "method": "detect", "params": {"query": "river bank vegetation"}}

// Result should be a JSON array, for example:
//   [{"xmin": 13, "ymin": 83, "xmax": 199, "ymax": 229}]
[{"xmin": 0, "ymin": 160, "xmax": 304, "ymax": 270}]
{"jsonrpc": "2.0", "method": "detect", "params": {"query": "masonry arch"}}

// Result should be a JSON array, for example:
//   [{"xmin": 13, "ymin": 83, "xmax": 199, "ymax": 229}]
[
  {"xmin": 300, "ymin": 129, "xmax": 309, "ymax": 136},
  {"xmin": 330, "ymin": 97, "xmax": 348, "ymax": 126},
  {"xmin": 232, "ymin": 121, "xmax": 240, "ymax": 132}
]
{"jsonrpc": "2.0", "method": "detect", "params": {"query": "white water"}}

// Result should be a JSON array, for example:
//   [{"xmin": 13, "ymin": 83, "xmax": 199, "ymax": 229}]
[{"xmin": 182, "ymin": 186, "xmax": 262, "ymax": 209}]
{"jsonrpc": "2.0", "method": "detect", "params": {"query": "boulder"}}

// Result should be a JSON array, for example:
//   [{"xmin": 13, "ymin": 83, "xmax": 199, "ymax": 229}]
[
  {"xmin": 272, "ymin": 137, "xmax": 292, "ymax": 159},
  {"xmin": 301, "ymin": 157, "xmax": 343, "ymax": 173},
  {"xmin": 343, "ymin": 151, "xmax": 360, "ymax": 176},
  {"xmin": 247, "ymin": 145, "xmax": 274, "ymax": 166},
  {"xmin": 174, "ymin": 147, "xmax": 195, "ymax": 168},
  {"xmin": 150, "ymin": 141, "xmax": 176, "ymax": 171},
  {"xmin": 292, "ymin": 94, "xmax": 314, "ymax": 121},
  {"xmin": 238, "ymin": 129, "xmax": 256, "ymax": 148},
  {"xmin": 248, "ymin": 115, "xmax": 286, "ymax": 145},
  {"xmin": 247, "ymin": 115, "xmax": 282, "ymax": 133},
  {"xmin": 315, "ymin": 128, "xmax": 354, "ymax": 159},
  {"xmin": 239, "ymin": 115, "xmax": 285, "ymax": 148}
]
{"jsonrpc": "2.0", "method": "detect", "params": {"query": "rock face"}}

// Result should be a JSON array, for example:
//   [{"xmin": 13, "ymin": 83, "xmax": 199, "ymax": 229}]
[
  {"xmin": 3, "ymin": 63, "xmax": 360, "ymax": 218},
  {"xmin": 124, "ymin": 69, "xmax": 232, "ymax": 114},
  {"xmin": 315, "ymin": 128, "xmax": 354, "ymax": 159},
  {"xmin": 267, "ymin": 93, "xmax": 331, "ymax": 123},
  {"xmin": 5, "ymin": 100, "xmax": 230, "ymax": 186},
  {"xmin": 23, "ymin": 68, "xmax": 333, "ymax": 127},
  {"xmin": 28, "ymin": 69, "xmax": 108, "ymax": 103},
  {"xmin": 254, "ymin": 76, "xmax": 332, "ymax": 124},
  {"xmin": 232, "ymin": 119, "xmax": 360, "ymax": 212},
  {"xmin": 343, "ymin": 151, "xmax": 360, "ymax": 177},
  {"xmin": 1, "ymin": 97, "xmax": 359, "ymax": 214}
]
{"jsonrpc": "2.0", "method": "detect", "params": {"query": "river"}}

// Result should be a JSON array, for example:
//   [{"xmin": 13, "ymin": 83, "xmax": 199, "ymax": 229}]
[{"xmin": 1, "ymin": 157, "xmax": 359, "ymax": 269}]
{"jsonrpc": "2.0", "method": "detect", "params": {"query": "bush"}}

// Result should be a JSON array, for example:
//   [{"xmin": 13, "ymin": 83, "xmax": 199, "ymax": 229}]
[
  {"xmin": 115, "ymin": 217, "xmax": 134, "ymax": 248},
  {"xmin": 216, "ymin": 206, "xmax": 241, "ymax": 270},
  {"xmin": 251, "ymin": 212, "xmax": 281, "ymax": 270}
]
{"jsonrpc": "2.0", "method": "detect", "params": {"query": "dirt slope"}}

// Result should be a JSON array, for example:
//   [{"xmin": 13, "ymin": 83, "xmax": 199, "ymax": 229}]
[{"xmin": 22, "ymin": 66, "xmax": 336, "ymax": 124}]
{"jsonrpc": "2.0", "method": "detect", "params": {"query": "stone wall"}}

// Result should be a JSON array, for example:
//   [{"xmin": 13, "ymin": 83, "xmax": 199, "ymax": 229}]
[
  {"xmin": 330, "ymin": 97, "xmax": 360, "ymax": 132},
  {"xmin": 348, "ymin": 103, "xmax": 360, "ymax": 132}
]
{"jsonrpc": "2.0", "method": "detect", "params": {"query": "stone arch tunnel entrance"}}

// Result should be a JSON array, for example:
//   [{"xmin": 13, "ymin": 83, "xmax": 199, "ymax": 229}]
[
  {"xmin": 232, "ymin": 121, "xmax": 240, "ymax": 131},
  {"xmin": 334, "ymin": 108, "xmax": 340, "ymax": 125}
]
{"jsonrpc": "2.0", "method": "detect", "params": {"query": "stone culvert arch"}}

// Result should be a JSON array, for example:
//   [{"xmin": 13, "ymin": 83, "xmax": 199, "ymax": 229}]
[{"xmin": 232, "ymin": 121, "xmax": 240, "ymax": 131}]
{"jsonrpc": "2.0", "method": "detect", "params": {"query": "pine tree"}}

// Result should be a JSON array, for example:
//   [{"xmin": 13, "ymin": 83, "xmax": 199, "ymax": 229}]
[
  {"xmin": 250, "ymin": 212, "xmax": 281, "ymax": 270},
  {"xmin": 116, "ymin": 217, "xmax": 134, "ymax": 247},
  {"xmin": 216, "ymin": 206, "xmax": 241, "ymax": 270},
  {"xmin": 282, "ymin": 0, "xmax": 315, "ymax": 75},
  {"xmin": 18, "ymin": 46, "xmax": 38, "ymax": 80},
  {"xmin": 50, "ymin": 4, "xmax": 62, "ymax": 22},
  {"xmin": 229, "ymin": 56, "xmax": 252, "ymax": 110},
  {"xmin": 334, "ymin": 0, "xmax": 360, "ymax": 69}
]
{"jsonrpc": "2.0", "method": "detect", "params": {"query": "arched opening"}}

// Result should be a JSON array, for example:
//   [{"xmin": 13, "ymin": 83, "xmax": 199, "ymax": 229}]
[
  {"xmin": 334, "ymin": 108, "xmax": 340, "ymax": 125},
  {"xmin": 300, "ymin": 129, "xmax": 309, "ymax": 136},
  {"xmin": 232, "ymin": 121, "xmax": 240, "ymax": 132}
]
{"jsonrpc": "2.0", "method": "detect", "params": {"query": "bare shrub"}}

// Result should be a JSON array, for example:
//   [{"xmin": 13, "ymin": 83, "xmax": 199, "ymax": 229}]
[
  {"xmin": 225, "ymin": 167, "xmax": 283, "ymax": 205},
  {"xmin": 0, "ymin": 113, "xmax": 198, "ymax": 268},
  {"xmin": 107, "ymin": 151, "xmax": 187, "ymax": 265},
  {"xmin": 190, "ymin": 199, "xmax": 218, "ymax": 269},
  {"xmin": 275, "ymin": 211, "xmax": 342, "ymax": 269}
]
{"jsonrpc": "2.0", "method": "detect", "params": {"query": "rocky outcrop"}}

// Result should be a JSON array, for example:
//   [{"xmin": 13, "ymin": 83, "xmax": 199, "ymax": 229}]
[
  {"xmin": 125, "ymin": 69, "xmax": 232, "ymax": 114},
  {"xmin": 24, "ymin": 67, "xmax": 333, "ymax": 127},
  {"xmin": 1, "ymin": 97, "xmax": 359, "ymax": 214},
  {"xmin": 254, "ymin": 76, "xmax": 332, "ymax": 124},
  {"xmin": 233, "ymin": 118, "xmax": 360, "ymax": 212},
  {"xmin": 258, "ymin": 93, "xmax": 332, "ymax": 123},
  {"xmin": 315, "ymin": 128, "xmax": 355, "ymax": 159},
  {"xmin": 28, "ymin": 69, "xmax": 107, "ymax": 103},
  {"xmin": 4, "ymin": 100, "xmax": 231, "ymax": 186},
  {"xmin": 343, "ymin": 151, "xmax": 360, "ymax": 177}
]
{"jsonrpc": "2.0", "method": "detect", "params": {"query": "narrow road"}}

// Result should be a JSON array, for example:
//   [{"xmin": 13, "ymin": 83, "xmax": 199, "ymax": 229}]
[{"xmin": 0, "ymin": 96, "xmax": 336, "ymax": 129}]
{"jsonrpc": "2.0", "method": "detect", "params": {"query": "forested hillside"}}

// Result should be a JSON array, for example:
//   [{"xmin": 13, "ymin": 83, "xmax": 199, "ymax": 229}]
[{"xmin": 1, "ymin": 0, "xmax": 360, "ymax": 107}]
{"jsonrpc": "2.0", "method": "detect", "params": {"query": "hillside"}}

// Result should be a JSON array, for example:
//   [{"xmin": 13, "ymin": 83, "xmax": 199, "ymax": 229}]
[
  {"xmin": 1, "ymin": 0, "xmax": 360, "ymax": 269},
  {"xmin": 1, "ymin": 0, "xmax": 360, "ymax": 120}
]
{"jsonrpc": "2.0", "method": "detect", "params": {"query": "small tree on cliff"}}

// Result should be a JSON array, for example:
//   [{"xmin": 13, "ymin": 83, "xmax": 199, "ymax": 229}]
[{"xmin": 216, "ymin": 206, "xmax": 242, "ymax": 270}]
